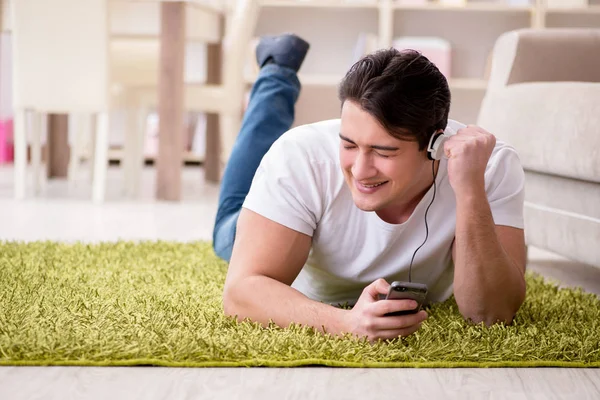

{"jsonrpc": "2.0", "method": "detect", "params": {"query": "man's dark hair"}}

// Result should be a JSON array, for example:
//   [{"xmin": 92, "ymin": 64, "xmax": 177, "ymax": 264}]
[{"xmin": 338, "ymin": 48, "xmax": 451, "ymax": 151}]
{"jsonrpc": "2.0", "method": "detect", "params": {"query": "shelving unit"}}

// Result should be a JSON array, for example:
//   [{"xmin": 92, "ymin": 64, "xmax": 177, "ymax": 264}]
[
  {"xmin": 251, "ymin": 0, "xmax": 600, "ymax": 126},
  {"xmin": 260, "ymin": 0, "xmax": 379, "ymax": 8},
  {"xmin": 105, "ymin": 0, "xmax": 600, "ymax": 164},
  {"xmin": 244, "ymin": 72, "xmax": 344, "ymax": 86},
  {"xmin": 450, "ymin": 78, "xmax": 489, "ymax": 90},
  {"xmin": 545, "ymin": 5, "xmax": 600, "ymax": 14},
  {"xmin": 393, "ymin": 3, "xmax": 533, "ymax": 11},
  {"xmin": 245, "ymin": 72, "xmax": 488, "ymax": 90},
  {"xmin": 108, "ymin": 148, "xmax": 204, "ymax": 165}
]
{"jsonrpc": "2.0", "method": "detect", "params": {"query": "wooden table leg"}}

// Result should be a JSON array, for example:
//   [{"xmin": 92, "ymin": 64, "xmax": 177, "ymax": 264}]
[
  {"xmin": 157, "ymin": 2, "xmax": 185, "ymax": 201},
  {"xmin": 46, "ymin": 114, "xmax": 69, "ymax": 178},
  {"xmin": 204, "ymin": 15, "xmax": 224, "ymax": 183}
]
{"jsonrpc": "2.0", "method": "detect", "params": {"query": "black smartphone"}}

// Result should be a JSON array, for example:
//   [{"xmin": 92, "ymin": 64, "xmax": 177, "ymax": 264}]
[{"xmin": 378, "ymin": 281, "xmax": 428, "ymax": 316}]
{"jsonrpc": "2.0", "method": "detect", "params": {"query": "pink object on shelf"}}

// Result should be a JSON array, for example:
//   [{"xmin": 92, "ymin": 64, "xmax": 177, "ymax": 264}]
[
  {"xmin": 0, "ymin": 119, "xmax": 13, "ymax": 164},
  {"xmin": 393, "ymin": 37, "xmax": 452, "ymax": 79}
]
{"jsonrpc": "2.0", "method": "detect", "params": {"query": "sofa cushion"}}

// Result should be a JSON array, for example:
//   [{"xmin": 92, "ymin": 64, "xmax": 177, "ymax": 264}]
[{"xmin": 477, "ymin": 82, "xmax": 600, "ymax": 183}]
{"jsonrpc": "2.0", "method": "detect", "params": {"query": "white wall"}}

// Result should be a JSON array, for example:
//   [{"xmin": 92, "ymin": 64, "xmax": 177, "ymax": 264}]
[{"xmin": 0, "ymin": 32, "xmax": 12, "ymax": 120}]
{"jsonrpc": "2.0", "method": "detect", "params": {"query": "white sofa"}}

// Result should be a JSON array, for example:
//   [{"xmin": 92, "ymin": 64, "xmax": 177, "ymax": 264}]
[{"xmin": 477, "ymin": 28, "xmax": 600, "ymax": 268}]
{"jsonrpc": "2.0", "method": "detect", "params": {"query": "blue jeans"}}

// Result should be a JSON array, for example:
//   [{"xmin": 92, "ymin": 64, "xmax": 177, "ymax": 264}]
[{"xmin": 212, "ymin": 65, "xmax": 301, "ymax": 262}]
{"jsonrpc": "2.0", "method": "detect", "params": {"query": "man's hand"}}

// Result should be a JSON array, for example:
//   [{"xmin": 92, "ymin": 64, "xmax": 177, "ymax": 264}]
[
  {"xmin": 444, "ymin": 125, "xmax": 496, "ymax": 197},
  {"xmin": 342, "ymin": 279, "xmax": 427, "ymax": 343}
]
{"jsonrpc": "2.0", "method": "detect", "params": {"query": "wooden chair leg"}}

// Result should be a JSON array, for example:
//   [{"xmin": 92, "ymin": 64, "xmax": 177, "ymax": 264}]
[
  {"xmin": 204, "ymin": 113, "xmax": 220, "ymax": 182},
  {"xmin": 13, "ymin": 109, "xmax": 27, "ymax": 200},
  {"xmin": 46, "ymin": 114, "xmax": 70, "ymax": 179},
  {"xmin": 30, "ymin": 111, "xmax": 43, "ymax": 195},
  {"xmin": 92, "ymin": 112, "xmax": 109, "ymax": 203}
]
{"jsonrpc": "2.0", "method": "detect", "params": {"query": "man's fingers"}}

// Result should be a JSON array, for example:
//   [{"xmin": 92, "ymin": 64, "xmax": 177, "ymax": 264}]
[
  {"xmin": 467, "ymin": 124, "xmax": 492, "ymax": 135},
  {"xmin": 443, "ymin": 136, "xmax": 462, "ymax": 153},
  {"xmin": 374, "ymin": 310, "xmax": 428, "ymax": 331},
  {"xmin": 372, "ymin": 298, "xmax": 420, "ymax": 316},
  {"xmin": 371, "ymin": 322, "xmax": 424, "ymax": 342},
  {"xmin": 378, "ymin": 310, "xmax": 427, "ymax": 330},
  {"xmin": 362, "ymin": 278, "xmax": 390, "ymax": 302}
]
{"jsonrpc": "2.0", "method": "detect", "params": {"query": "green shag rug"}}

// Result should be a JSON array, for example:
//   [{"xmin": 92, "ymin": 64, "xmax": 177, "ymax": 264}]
[{"xmin": 1, "ymin": 241, "xmax": 599, "ymax": 368}]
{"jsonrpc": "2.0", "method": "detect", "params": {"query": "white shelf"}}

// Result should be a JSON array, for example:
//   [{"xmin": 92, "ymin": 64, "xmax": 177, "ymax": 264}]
[
  {"xmin": 300, "ymin": 74, "xmax": 344, "ymax": 86},
  {"xmin": 260, "ymin": 0, "xmax": 379, "ymax": 9},
  {"xmin": 120, "ymin": 0, "xmax": 226, "ymax": 13},
  {"xmin": 299, "ymin": 73, "xmax": 344, "ymax": 86},
  {"xmin": 245, "ymin": 73, "xmax": 344, "ymax": 86},
  {"xmin": 393, "ymin": 2, "xmax": 533, "ymax": 12},
  {"xmin": 545, "ymin": 5, "xmax": 600, "ymax": 14},
  {"xmin": 245, "ymin": 73, "xmax": 488, "ymax": 90},
  {"xmin": 259, "ymin": 0, "xmax": 533, "ymax": 11},
  {"xmin": 186, "ymin": 0, "xmax": 228, "ymax": 13},
  {"xmin": 108, "ymin": 149, "xmax": 204, "ymax": 164},
  {"xmin": 450, "ymin": 78, "xmax": 488, "ymax": 90}
]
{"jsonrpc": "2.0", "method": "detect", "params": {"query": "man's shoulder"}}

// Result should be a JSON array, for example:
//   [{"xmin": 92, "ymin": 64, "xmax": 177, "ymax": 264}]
[
  {"xmin": 272, "ymin": 119, "xmax": 341, "ymax": 162},
  {"xmin": 490, "ymin": 138, "xmax": 521, "ymax": 165},
  {"xmin": 282, "ymin": 118, "xmax": 341, "ymax": 142},
  {"xmin": 485, "ymin": 132, "xmax": 524, "ymax": 190}
]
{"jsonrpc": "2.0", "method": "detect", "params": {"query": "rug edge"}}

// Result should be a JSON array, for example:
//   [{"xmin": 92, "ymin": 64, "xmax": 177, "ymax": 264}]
[{"xmin": 1, "ymin": 359, "xmax": 599, "ymax": 368}]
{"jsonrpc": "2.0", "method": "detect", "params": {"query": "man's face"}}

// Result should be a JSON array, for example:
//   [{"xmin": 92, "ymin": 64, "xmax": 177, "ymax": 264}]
[{"xmin": 339, "ymin": 101, "xmax": 432, "ymax": 215}]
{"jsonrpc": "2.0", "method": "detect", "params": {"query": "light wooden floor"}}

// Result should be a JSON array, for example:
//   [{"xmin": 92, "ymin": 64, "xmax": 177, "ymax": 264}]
[
  {"xmin": 1, "ymin": 165, "xmax": 599, "ymax": 400},
  {"xmin": 1, "ymin": 367, "xmax": 599, "ymax": 399}
]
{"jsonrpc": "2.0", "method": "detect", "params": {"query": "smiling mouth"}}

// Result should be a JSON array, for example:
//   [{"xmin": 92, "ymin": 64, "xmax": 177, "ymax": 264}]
[{"xmin": 359, "ymin": 181, "xmax": 388, "ymax": 188}]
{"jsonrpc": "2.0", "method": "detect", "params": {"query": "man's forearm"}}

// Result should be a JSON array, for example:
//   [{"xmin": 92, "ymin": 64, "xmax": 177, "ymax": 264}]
[
  {"xmin": 454, "ymin": 188, "xmax": 526, "ymax": 325},
  {"xmin": 223, "ymin": 275, "xmax": 348, "ymax": 335}
]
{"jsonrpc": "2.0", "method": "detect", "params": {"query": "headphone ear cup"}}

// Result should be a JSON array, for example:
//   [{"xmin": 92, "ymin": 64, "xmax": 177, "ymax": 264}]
[{"xmin": 427, "ymin": 133, "xmax": 444, "ymax": 160}]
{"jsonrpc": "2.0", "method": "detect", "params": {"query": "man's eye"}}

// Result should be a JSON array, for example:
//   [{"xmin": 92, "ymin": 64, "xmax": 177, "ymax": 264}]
[
  {"xmin": 343, "ymin": 145, "xmax": 356, "ymax": 150},
  {"xmin": 377, "ymin": 153, "xmax": 390, "ymax": 158}
]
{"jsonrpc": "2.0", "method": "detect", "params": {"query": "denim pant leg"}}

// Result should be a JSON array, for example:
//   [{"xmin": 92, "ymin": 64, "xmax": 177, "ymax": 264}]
[{"xmin": 212, "ymin": 65, "xmax": 301, "ymax": 262}]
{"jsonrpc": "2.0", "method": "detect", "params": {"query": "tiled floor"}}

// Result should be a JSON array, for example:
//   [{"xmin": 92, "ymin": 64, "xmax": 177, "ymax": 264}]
[
  {"xmin": 1, "ymin": 164, "xmax": 599, "ymax": 399},
  {"xmin": 0, "ymin": 165, "xmax": 221, "ymax": 242}
]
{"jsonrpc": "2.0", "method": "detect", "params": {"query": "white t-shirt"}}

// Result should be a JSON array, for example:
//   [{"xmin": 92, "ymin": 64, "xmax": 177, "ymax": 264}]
[{"xmin": 242, "ymin": 119, "xmax": 525, "ymax": 306}]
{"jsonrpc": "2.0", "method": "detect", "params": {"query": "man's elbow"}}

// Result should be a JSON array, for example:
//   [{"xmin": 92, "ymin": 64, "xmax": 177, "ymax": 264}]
[
  {"xmin": 461, "ymin": 309, "xmax": 516, "ymax": 326},
  {"xmin": 460, "ymin": 301, "xmax": 523, "ymax": 326},
  {"xmin": 222, "ymin": 285, "xmax": 243, "ymax": 319},
  {"xmin": 222, "ymin": 293, "xmax": 235, "ymax": 318},
  {"xmin": 459, "ymin": 284, "xmax": 526, "ymax": 326}
]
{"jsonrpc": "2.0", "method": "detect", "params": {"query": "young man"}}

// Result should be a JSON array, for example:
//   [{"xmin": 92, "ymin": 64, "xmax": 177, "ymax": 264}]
[{"xmin": 213, "ymin": 34, "xmax": 527, "ymax": 342}]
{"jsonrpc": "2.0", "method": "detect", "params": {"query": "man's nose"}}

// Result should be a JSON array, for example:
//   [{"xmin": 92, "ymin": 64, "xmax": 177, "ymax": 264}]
[{"xmin": 351, "ymin": 151, "xmax": 377, "ymax": 180}]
